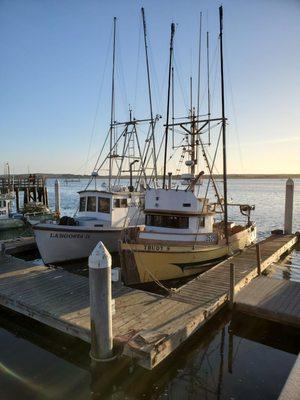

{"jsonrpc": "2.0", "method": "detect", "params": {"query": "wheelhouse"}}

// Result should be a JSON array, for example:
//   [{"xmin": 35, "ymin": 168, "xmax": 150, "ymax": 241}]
[
  {"xmin": 77, "ymin": 190, "xmax": 141, "ymax": 227},
  {"xmin": 143, "ymin": 188, "xmax": 215, "ymax": 234}
]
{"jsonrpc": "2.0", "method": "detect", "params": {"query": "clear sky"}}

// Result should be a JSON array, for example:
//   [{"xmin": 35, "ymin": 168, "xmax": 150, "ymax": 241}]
[{"xmin": 1, "ymin": 0, "xmax": 299, "ymax": 175}]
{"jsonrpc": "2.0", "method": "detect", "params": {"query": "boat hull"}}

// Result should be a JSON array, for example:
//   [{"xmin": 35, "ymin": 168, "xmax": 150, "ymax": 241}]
[
  {"xmin": 34, "ymin": 225, "xmax": 122, "ymax": 264},
  {"xmin": 120, "ymin": 225, "xmax": 256, "ymax": 284}
]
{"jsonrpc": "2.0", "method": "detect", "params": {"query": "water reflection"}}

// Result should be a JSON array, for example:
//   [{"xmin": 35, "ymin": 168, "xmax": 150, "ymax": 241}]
[{"xmin": 1, "ymin": 308, "xmax": 298, "ymax": 400}]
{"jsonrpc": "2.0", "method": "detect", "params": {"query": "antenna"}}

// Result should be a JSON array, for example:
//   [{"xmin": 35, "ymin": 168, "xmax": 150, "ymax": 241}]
[
  {"xmin": 162, "ymin": 23, "xmax": 175, "ymax": 189},
  {"xmin": 108, "ymin": 17, "xmax": 117, "ymax": 191},
  {"xmin": 219, "ymin": 5, "xmax": 229, "ymax": 244}
]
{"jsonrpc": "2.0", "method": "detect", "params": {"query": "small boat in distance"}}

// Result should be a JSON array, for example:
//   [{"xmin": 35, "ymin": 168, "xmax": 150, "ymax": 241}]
[{"xmin": 119, "ymin": 6, "xmax": 257, "ymax": 285}]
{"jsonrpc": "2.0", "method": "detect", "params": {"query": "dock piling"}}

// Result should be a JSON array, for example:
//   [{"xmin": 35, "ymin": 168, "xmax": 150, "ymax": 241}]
[
  {"xmin": 256, "ymin": 243, "xmax": 261, "ymax": 275},
  {"xmin": 89, "ymin": 242, "xmax": 114, "ymax": 361},
  {"xmin": 54, "ymin": 179, "xmax": 61, "ymax": 215},
  {"xmin": 229, "ymin": 262, "xmax": 235, "ymax": 308},
  {"xmin": 284, "ymin": 178, "xmax": 294, "ymax": 234}
]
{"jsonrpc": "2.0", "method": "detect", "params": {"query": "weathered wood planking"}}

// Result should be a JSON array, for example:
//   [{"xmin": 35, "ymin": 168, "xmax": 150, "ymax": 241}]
[
  {"xmin": 0, "ymin": 233, "xmax": 297, "ymax": 370},
  {"xmin": 278, "ymin": 353, "xmax": 300, "ymax": 400},
  {"xmin": 235, "ymin": 276, "xmax": 300, "ymax": 328},
  {"xmin": 123, "ymin": 234, "xmax": 298, "ymax": 368}
]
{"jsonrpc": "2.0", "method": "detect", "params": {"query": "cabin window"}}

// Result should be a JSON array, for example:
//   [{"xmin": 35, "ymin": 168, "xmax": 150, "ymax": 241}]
[
  {"xmin": 98, "ymin": 197, "xmax": 110, "ymax": 213},
  {"xmin": 183, "ymin": 203, "xmax": 191, "ymax": 207},
  {"xmin": 199, "ymin": 217, "xmax": 205, "ymax": 227},
  {"xmin": 79, "ymin": 197, "xmax": 86, "ymax": 212},
  {"xmin": 146, "ymin": 214, "xmax": 189, "ymax": 229},
  {"xmin": 87, "ymin": 196, "xmax": 96, "ymax": 212},
  {"xmin": 113, "ymin": 198, "xmax": 128, "ymax": 208}
]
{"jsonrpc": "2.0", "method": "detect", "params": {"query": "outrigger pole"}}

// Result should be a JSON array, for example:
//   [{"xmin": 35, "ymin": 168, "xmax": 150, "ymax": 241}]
[
  {"xmin": 219, "ymin": 6, "xmax": 229, "ymax": 244},
  {"xmin": 141, "ymin": 8, "xmax": 158, "ymax": 184},
  {"xmin": 108, "ymin": 17, "xmax": 117, "ymax": 191},
  {"xmin": 162, "ymin": 23, "xmax": 175, "ymax": 189}
]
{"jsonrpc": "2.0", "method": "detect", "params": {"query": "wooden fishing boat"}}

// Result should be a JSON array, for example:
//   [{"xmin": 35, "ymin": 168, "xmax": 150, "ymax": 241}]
[
  {"xmin": 119, "ymin": 7, "xmax": 257, "ymax": 285},
  {"xmin": 120, "ymin": 188, "xmax": 256, "ymax": 284}
]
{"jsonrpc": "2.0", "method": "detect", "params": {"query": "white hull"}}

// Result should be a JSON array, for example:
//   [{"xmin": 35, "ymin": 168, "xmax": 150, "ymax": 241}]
[{"xmin": 34, "ymin": 225, "xmax": 122, "ymax": 264}]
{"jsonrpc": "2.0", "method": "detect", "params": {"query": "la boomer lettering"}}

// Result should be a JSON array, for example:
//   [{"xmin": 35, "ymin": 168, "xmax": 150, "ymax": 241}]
[{"xmin": 50, "ymin": 233, "xmax": 91, "ymax": 239}]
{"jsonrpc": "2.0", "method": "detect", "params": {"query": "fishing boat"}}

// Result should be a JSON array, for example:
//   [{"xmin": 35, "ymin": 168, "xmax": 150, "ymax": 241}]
[
  {"xmin": 0, "ymin": 194, "xmax": 25, "ymax": 231},
  {"xmin": 119, "ymin": 7, "xmax": 257, "ymax": 285},
  {"xmin": 34, "ymin": 15, "xmax": 160, "ymax": 265}
]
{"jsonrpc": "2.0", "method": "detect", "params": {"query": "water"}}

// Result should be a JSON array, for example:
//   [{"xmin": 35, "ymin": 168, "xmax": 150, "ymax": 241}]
[{"xmin": 0, "ymin": 178, "xmax": 299, "ymax": 399}]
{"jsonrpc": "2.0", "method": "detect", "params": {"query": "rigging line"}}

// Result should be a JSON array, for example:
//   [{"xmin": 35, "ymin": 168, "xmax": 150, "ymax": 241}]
[
  {"xmin": 224, "ymin": 47, "xmax": 245, "ymax": 173},
  {"xmin": 199, "ymin": 132, "xmax": 224, "ymax": 210},
  {"xmin": 193, "ymin": 125, "xmax": 222, "ymax": 245},
  {"xmin": 115, "ymin": 25, "xmax": 129, "ymax": 116},
  {"xmin": 113, "ymin": 125, "xmax": 129, "ymax": 187},
  {"xmin": 96, "ymin": 125, "xmax": 128, "ymax": 174},
  {"xmin": 147, "ymin": 41, "xmax": 163, "ymax": 113},
  {"xmin": 133, "ymin": 124, "xmax": 148, "ymax": 184},
  {"xmin": 197, "ymin": 12, "xmax": 202, "ymax": 117},
  {"xmin": 84, "ymin": 24, "xmax": 113, "ymax": 176},
  {"xmin": 92, "ymin": 129, "xmax": 110, "ymax": 173},
  {"xmin": 173, "ymin": 55, "xmax": 188, "ymax": 110},
  {"xmin": 198, "ymin": 41, "xmax": 219, "ymax": 115}
]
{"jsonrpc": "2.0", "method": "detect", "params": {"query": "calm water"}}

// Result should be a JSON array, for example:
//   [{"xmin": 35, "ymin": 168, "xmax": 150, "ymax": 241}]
[{"xmin": 0, "ymin": 178, "xmax": 299, "ymax": 399}]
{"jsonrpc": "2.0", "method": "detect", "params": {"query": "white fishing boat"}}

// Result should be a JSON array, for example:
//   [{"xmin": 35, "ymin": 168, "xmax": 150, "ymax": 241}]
[
  {"xmin": 34, "ymin": 189, "xmax": 143, "ymax": 264},
  {"xmin": 0, "ymin": 194, "xmax": 25, "ymax": 231},
  {"xmin": 120, "ymin": 7, "xmax": 257, "ymax": 284},
  {"xmin": 34, "ymin": 16, "xmax": 159, "ymax": 265}
]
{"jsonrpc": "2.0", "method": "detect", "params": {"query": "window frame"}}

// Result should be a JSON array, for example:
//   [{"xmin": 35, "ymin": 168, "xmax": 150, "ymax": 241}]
[
  {"xmin": 87, "ymin": 196, "xmax": 97, "ymax": 212},
  {"xmin": 98, "ymin": 197, "xmax": 111, "ymax": 214},
  {"xmin": 79, "ymin": 197, "xmax": 86, "ymax": 212},
  {"xmin": 146, "ymin": 214, "xmax": 189, "ymax": 229}
]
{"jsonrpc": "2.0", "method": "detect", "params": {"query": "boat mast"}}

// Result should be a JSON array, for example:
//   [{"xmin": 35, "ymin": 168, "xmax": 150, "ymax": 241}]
[
  {"xmin": 197, "ymin": 12, "xmax": 202, "ymax": 117},
  {"xmin": 141, "ymin": 8, "xmax": 158, "ymax": 184},
  {"xmin": 162, "ymin": 23, "xmax": 175, "ymax": 189},
  {"xmin": 108, "ymin": 17, "xmax": 117, "ymax": 192},
  {"xmin": 206, "ymin": 31, "xmax": 211, "ymax": 145},
  {"xmin": 190, "ymin": 77, "xmax": 196, "ymax": 178},
  {"xmin": 219, "ymin": 6, "xmax": 229, "ymax": 244}
]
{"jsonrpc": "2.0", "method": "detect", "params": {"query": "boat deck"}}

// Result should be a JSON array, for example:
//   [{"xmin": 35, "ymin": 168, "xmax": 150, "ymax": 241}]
[{"xmin": 0, "ymin": 233, "xmax": 297, "ymax": 369}]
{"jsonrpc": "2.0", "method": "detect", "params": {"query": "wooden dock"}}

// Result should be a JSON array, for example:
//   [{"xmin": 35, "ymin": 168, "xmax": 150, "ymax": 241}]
[
  {"xmin": 235, "ymin": 276, "xmax": 300, "ymax": 328},
  {"xmin": 0, "ymin": 233, "xmax": 297, "ymax": 369}
]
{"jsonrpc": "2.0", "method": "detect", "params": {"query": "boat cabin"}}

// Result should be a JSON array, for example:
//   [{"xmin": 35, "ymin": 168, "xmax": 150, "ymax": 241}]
[
  {"xmin": 77, "ymin": 190, "xmax": 141, "ymax": 227},
  {"xmin": 142, "ymin": 188, "xmax": 215, "ymax": 239}
]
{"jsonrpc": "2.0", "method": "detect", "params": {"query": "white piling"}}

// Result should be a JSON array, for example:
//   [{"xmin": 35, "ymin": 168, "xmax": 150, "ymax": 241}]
[
  {"xmin": 284, "ymin": 178, "xmax": 294, "ymax": 235},
  {"xmin": 54, "ymin": 179, "xmax": 60, "ymax": 215},
  {"xmin": 89, "ymin": 242, "xmax": 114, "ymax": 361}
]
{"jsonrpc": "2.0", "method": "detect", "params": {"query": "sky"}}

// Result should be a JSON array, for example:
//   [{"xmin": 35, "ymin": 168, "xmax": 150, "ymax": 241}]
[{"xmin": 0, "ymin": 0, "xmax": 300, "ymax": 175}]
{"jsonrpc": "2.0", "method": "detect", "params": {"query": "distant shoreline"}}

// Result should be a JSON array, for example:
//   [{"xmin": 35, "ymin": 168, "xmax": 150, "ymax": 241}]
[{"xmin": 2, "ymin": 173, "xmax": 300, "ymax": 180}]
